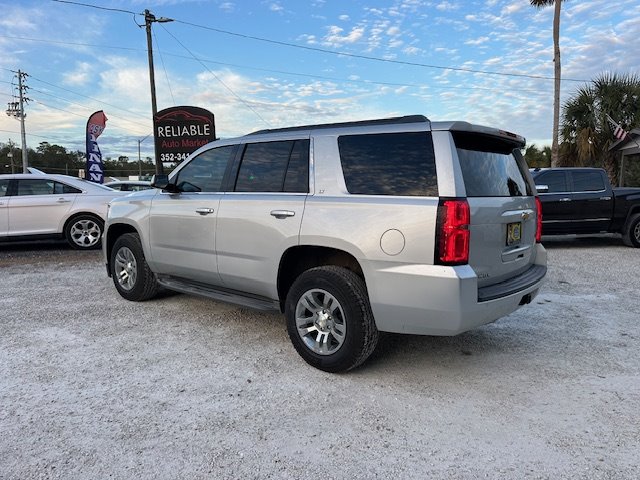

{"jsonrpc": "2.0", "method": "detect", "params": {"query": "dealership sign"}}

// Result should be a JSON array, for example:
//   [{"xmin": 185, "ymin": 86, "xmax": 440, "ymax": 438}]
[{"xmin": 154, "ymin": 106, "xmax": 215, "ymax": 163}]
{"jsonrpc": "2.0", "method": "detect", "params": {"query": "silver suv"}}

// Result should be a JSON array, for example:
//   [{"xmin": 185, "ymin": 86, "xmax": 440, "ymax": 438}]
[{"xmin": 104, "ymin": 115, "xmax": 546, "ymax": 372}]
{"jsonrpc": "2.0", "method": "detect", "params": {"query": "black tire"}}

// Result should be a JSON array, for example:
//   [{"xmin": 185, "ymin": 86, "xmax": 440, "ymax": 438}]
[
  {"xmin": 285, "ymin": 266, "xmax": 379, "ymax": 373},
  {"xmin": 65, "ymin": 214, "xmax": 103, "ymax": 250},
  {"xmin": 110, "ymin": 233, "xmax": 160, "ymax": 301},
  {"xmin": 622, "ymin": 213, "xmax": 640, "ymax": 248}
]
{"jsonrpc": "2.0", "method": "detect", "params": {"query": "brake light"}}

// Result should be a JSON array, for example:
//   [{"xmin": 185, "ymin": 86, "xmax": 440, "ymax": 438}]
[
  {"xmin": 535, "ymin": 196, "xmax": 543, "ymax": 243},
  {"xmin": 437, "ymin": 199, "xmax": 470, "ymax": 265}
]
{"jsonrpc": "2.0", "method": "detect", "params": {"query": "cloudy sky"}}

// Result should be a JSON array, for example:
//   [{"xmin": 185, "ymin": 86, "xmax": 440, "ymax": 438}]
[{"xmin": 0, "ymin": 0, "xmax": 638, "ymax": 161}]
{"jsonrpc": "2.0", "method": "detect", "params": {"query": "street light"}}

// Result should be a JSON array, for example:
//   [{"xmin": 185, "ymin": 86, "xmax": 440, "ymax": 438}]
[{"xmin": 143, "ymin": 9, "xmax": 173, "ymax": 176}]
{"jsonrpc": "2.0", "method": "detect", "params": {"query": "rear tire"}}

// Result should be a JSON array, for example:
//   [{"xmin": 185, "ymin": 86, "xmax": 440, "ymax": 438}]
[
  {"xmin": 622, "ymin": 214, "xmax": 640, "ymax": 247},
  {"xmin": 285, "ymin": 266, "xmax": 378, "ymax": 373},
  {"xmin": 65, "ymin": 214, "xmax": 103, "ymax": 250},
  {"xmin": 110, "ymin": 233, "xmax": 159, "ymax": 301}
]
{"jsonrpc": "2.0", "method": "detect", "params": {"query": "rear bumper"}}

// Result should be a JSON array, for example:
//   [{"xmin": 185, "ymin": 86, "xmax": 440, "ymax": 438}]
[{"xmin": 368, "ymin": 244, "xmax": 547, "ymax": 336}]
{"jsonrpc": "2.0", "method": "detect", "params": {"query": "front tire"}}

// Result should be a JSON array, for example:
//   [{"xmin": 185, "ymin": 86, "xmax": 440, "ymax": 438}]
[
  {"xmin": 65, "ymin": 215, "xmax": 103, "ymax": 250},
  {"xmin": 110, "ymin": 233, "xmax": 159, "ymax": 301},
  {"xmin": 285, "ymin": 266, "xmax": 378, "ymax": 373},
  {"xmin": 622, "ymin": 213, "xmax": 640, "ymax": 247}
]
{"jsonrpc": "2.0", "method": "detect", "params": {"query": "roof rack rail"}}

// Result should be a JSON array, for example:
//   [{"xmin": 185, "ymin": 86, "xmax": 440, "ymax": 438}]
[{"xmin": 248, "ymin": 114, "xmax": 429, "ymax": 136}]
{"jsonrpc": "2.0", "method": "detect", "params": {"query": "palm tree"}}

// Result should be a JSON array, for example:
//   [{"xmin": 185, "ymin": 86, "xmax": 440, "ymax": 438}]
[
  {"xmin": 561, "ymin": 72, "xmax": 640, "ymax": 184},
  {"xmin": 530, "ymin": 0, "xmax": 564, "ymax": 168}
]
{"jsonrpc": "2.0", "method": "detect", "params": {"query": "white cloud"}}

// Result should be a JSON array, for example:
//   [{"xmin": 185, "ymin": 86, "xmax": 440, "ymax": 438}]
[
  {"xmin": 323, "ymin": 25, "xmax": 365, "ymax": 46},
  {"xmin": 465, "ymin": 36, "xmax": 490, "ymax": 46},
  {"xmin": 62, "ymin": 62, "xmax": 92, "ymax": 87}
]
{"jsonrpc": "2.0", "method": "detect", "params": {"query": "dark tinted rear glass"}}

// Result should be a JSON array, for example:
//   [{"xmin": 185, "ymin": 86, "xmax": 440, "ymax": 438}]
[
  {"xmin": 338, "ymin": 132, "xmax": 437, "ymax": 196},
  {"xmin": 453, "ymin": 131, "xmax": 530, "ymax": 197}
]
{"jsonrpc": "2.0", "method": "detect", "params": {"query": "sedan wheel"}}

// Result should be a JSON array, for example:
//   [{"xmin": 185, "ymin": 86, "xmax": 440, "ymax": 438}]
[{"xmin": 65, "ymin": 215, "xmax": 103, "ymax": 250}]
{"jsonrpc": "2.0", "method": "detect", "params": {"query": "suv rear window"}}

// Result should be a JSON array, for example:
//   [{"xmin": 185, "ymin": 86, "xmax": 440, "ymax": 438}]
[
  {"xmin": 338, "ymin": 132, "xmax": 438, "ymax": 196},
  {"xmin": 453, "ymin": 131, "xmax": 530, "ymax": 197}
]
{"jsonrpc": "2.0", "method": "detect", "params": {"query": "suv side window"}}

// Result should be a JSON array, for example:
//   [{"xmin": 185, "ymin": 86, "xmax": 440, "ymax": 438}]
[
  {"xmin": 175, "ymin": 145, "xmax": 236, "ymax": 192},
  {"xmin": 572, "ymin": 171, "xmax": 605, "ymax": 192},
  {"xmin": 536, "ymin": 171, "xmax": 568, "ymax": 193},
  {"xmin": 235, "ymin": 140, "xmax": 309, "ymax": 193},
  {"xmin": 338, "ymin": 132, "xmax": 438, "ymax": 196}
]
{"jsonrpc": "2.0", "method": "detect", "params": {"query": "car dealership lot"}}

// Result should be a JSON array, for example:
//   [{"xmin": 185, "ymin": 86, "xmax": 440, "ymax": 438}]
[{"xmin": 1, "ymin": 236, "xmax": 638, "ymax": 479}]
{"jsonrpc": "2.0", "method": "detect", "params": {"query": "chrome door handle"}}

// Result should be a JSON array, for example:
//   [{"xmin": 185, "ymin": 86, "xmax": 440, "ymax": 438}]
[
  {"xmin": 599, "ymin": 196, "xmax": 612, "ymax": 201},
  {"xmin": 559, "ymin": 198, "xmax": 572, "ymax": 202},
  {"xmin": 270, "ymin": 210, "xmax": 295, "ymax": 219},
  {"xmin": 195, "ymin": 208, "xmax": 215, "ymax": 215}
]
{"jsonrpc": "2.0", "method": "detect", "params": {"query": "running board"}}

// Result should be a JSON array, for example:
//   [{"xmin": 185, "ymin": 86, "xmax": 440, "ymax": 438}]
[{"xmin": 156, "ymin": 275, "xmax": 280, "ymax": 312}]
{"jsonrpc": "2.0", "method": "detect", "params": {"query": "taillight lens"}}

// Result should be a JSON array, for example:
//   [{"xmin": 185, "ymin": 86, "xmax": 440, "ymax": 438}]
[
  {"xmin": 535, "ymin": 196, "xmax": 543, "ymax": 243},
  {"xmin": 437, "ymin": 199, "xmax": 470, "ymax": 265}
]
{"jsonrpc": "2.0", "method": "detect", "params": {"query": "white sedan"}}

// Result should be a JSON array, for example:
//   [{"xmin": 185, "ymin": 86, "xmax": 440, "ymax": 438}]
[{"xmin": 0, "ymin": 173, "xmax": 127, "ymax": 250}]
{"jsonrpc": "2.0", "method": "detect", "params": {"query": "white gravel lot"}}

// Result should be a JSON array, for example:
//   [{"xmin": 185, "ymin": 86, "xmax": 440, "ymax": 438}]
[{"xmin": 1, "ymin": 236, "xmax": 639, "ymax": 479}]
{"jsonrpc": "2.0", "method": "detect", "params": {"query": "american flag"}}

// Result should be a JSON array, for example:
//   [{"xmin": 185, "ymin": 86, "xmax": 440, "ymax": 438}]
[{"xmin": 606, "ymin": 114, "xmax": 628, "ymax": 141}]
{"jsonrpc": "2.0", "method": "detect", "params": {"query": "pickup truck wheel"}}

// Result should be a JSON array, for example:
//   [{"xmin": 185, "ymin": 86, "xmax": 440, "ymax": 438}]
[
  {"xmin": 285, "ymin": 266, "xmax": 378, "ymax": 373},
  {"xmin": 65, "ymin": 214, "xmax": 103, "ymax": 250},
  {"xmin": 110, "ymin": 233, "xmax": 159, "ymax": 301},
  {"xmin": 622, "ymin": 214, "xmax": 640, "ymax": 247}
]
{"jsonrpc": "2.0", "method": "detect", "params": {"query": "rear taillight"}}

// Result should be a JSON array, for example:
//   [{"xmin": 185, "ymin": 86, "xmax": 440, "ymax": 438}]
[
  {"xmin": 535, "ymin": 196, "xmax": 543, "ymax": 243},
  {"xmin": 437, "ymin": 199, "xmax": 470, "ymax": 265}
]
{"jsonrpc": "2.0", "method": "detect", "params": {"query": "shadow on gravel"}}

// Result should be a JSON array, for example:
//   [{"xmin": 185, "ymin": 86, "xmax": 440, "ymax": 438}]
[{"xmin": 541, "ymin": 234, "xmax": 624, "ymax": 249}]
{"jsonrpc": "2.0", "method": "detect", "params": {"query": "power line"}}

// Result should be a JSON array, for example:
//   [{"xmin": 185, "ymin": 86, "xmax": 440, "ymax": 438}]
[
  {"xmin": 159, "ymin": 24, "xmax": 271, "ymax": 127},
  {"xmin": 152, "ymin": 26, "xmax": 176, "ymax": 106},
  {"xmin": 0, "ymin": 37, "xmax": 551, "ymax": 96},
  {"xmin": 172, "ymin": 19, "xmax": 589, "ymax": 83},
  {"xmin": 47, "ymin": 0, "xmax": 588, "ymax": 84},
  {"xmin": 50, "ymin": 0, "xmax": 137, "ymax": 15}
]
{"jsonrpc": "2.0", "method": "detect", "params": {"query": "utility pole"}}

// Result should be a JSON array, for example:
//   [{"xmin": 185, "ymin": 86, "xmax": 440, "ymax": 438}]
[
  {"xmin": 5, "ymin": 70, "xmax": 30, "ymax": 173},
  {"xmin": 143, "ymin": 10, "xmax": 173, "ymax": 176}
]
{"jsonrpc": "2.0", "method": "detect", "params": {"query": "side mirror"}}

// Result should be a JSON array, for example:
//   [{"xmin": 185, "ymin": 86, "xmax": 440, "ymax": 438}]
[
  {"xmin": 536, "ymin": 184, "xmax": 549, "ymax": 194},
  {"xmin": 151, "ymin": 174, "xmax": 178, "ymax": 192}
]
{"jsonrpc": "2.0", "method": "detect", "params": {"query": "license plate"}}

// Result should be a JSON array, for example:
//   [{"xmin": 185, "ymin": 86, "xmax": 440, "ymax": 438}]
[{"xmin": 507, "ymin": 222, "xmax": 522, "ymax": 246}]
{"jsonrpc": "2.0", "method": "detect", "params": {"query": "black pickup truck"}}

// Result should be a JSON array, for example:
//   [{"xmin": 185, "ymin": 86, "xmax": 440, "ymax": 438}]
[{"xmin": 530, "ymin": 167, "xmax": 640, "ymax": 247}]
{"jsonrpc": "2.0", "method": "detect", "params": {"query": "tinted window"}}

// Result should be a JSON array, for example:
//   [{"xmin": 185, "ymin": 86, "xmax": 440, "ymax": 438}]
[
  {"xmin": 284, "ymin": 140, "xmax": 309, "ymax": 193},
  {"xmin": 17, "ymin": 179, "xmax": 56, "ymax": 196},
  {"xmin": 535, "ymin": 171, "xmax": 568, "ymax": 193},
  {"xmin": 338, "ymin": 132, "xmax": 437, "ymax": 196},
  {"xmin": 0, "ymin": 179, "xmax": 9, "ymax": 197},
  {"xmin": 453, "ymin": 132, "xmax": 530, "ymax": 197},
  {"xmin": 175, "ymin": 146, "xmax": 236, "ymax": 192},
  {"xmin": 54, "ymin": 182, "xmax": 82, "ymax": 194},
  {"xmin": 572, "ymin": 171, "xmax": 605, "ymax": 192},
  {"xmin": 235, "ymin": 140, "xmax": 309, "ymax": 193}
]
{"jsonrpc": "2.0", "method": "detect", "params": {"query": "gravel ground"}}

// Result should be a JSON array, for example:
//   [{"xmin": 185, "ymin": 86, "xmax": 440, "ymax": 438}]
[{"xmin": 1, "ymin": 236, "xmax": 639, "ymax": 479}]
